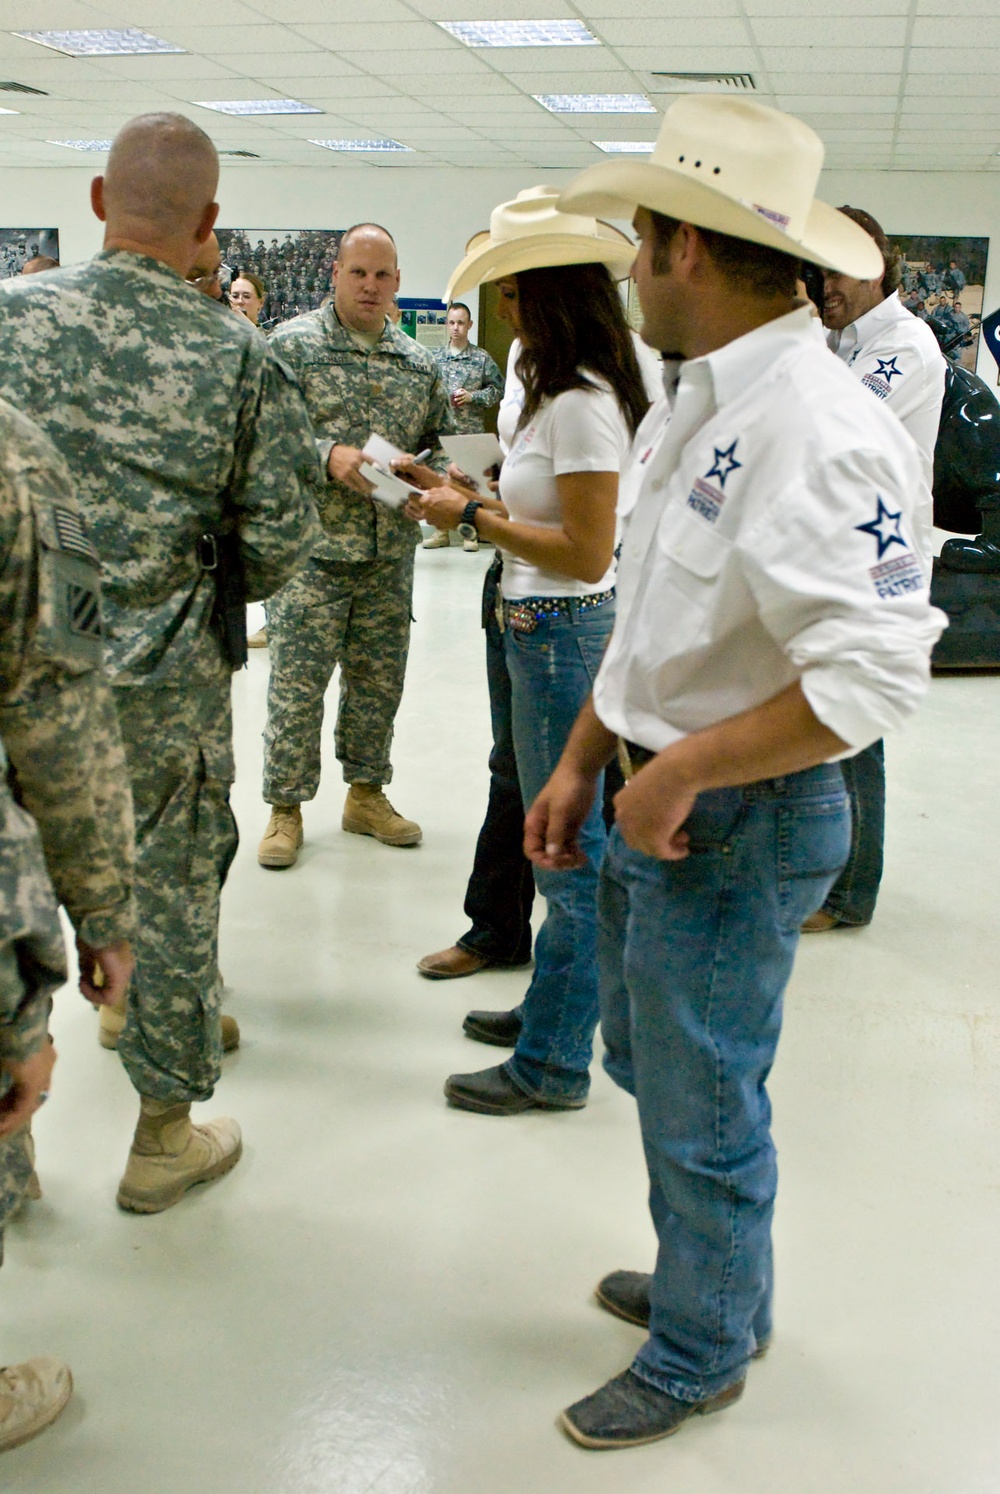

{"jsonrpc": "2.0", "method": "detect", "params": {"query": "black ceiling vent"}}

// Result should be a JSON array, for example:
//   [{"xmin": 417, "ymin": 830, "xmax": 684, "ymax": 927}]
[
  {"xmin": 218, "ymin": 149, "xmax": 260, "ymax": 158},
  {"xmin": 645, "ymin": 72, "xmax": 756, "ymax": 92},
  {"xmin": 0, "ymin": 81, "xmax": 49, "ymax": 95}
]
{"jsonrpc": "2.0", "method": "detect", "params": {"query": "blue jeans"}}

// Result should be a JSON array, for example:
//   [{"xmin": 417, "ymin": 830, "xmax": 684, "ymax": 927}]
[
  {"xmin": 598, "ymin": 764, "xmax": 849, "ymax": 1400},
  {"xmin": 458, "ymin": 562, "xmax": 627, "ymax": 965},
  {"xmin": 821, "ymin": 740, "xmax": 884, "ymax": 925},
  {"xmin": 502, "ymin": 600, "xmax": 614, "ymax": 1104}
]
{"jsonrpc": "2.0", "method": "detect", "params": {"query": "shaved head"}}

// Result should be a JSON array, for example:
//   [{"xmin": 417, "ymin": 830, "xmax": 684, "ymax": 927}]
[
  {"xmin": 337, "ymin": 223, "xmax": 397, "ymax": 266},
  {"xmin": 99, "ymin": 113, "xmax": 218, "ymax": 248}
]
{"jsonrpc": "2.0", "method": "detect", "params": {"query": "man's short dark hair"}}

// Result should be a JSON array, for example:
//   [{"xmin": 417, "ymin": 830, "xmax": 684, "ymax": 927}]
[
  {"xmin": 836, "ymin": 206, "xmax": 903, "ymax": 295},
  {"xmin": 336, "ymin": 223, "xmax": 397, "ymax": 260},
  {"xmin": 648, "ymin": 210, "xmax": 799, "ymax": 298},
  {"xmin": 448, "ymin": 301, "xmax": 471, "ymax": 318}
]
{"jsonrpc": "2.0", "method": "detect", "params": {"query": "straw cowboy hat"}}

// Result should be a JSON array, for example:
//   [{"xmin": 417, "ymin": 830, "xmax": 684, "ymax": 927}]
[
  {"xmin": 446, "ymin": 185, "xmax": 638, "ymax": 302},
  {"xmin": 558, "ymin": 96, "xmax": 883, "ymax": 281}
]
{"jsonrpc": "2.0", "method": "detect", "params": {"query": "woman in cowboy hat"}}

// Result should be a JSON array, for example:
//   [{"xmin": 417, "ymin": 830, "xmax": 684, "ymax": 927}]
[{"xmin": 404, "ymin": 186, "xmax": 647, "ymax": 1116}]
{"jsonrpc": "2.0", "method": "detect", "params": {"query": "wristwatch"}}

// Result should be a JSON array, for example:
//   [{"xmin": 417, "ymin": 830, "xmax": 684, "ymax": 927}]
[{"xmin": 457, "ymin": 499, "xmax": 483, "ymax": 542}]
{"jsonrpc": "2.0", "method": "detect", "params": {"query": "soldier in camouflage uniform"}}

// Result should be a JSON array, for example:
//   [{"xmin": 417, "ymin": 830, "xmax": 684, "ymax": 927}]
[
  {"xmin": 423, "ymin": 302, "xmax": 504, "ymax": 552},
  {"xmin": 259, "ymin": 223, "xmax": 453, "ymax": 867},
  {"xmin": 0, "ymin": 113, "xmax": 320, "ymax": 1215},
  {"xmin": 0, "ymin": 395, "xmax": 138, "ymax": 1450}
]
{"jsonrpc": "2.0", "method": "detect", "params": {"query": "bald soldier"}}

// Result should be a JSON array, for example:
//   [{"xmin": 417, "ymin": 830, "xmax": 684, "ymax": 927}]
[
  {"xmin": 0, "ymin": 113, "xmax": 320, "ymax": 1214},
  {"xmin": 259, "ymin": 224, "xmax": 454, "ymax": 866}
]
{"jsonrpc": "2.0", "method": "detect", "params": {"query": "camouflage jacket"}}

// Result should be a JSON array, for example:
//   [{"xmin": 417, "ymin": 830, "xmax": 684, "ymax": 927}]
[
  {"xmin": 0, "ymin": 250, "xmax": 321, "ymax": 690},
  {"xmin": 432, "ymin": 343, "xmax": 504, "ymax": 434},
  {"xmin": 0, "ymin": 398, "xmax": 135, "ymax": 949},
  {"xmin": 0, "ymin": 743, "xmax": 65, "ymax": 1065},
  {"xmin": 270, "ymin": 305, "xmax": 455, "ymax": 563}
]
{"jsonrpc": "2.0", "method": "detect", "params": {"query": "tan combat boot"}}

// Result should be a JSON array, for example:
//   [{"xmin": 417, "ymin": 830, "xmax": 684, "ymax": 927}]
[
  {"xmin": 342, "ymin": 784, "xmax": 422, "ymax": 847},
  {"xmin": 100, "ymin": 996, "xmax": 239, "ymax": 1052},
  {"xmin": 258, "ymin": 804, "xmax": 303, "ymax": 868},
  {"xmin": 422, "ymin": 529, "xmax": 450, "ymax": 549},
  {"xmin": 0, "ymin": 1357, "xmax": 73, "ymax": 1453},
  {"xmin": 116, "ymin": 1098, "xmax": 242, "ymax": 1214}
]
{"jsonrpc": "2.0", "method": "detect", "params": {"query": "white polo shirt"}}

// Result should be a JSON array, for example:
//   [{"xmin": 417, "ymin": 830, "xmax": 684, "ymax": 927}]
[
  {"xmin": 593, "ymin": 307, "xmax": 946, "ymax": 756},
  {"xmin": 828, "ymin": 291, "xmax": 945, "ymax": 568}
]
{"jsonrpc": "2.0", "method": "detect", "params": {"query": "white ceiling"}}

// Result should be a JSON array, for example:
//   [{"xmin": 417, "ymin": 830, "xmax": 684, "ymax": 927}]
[{"xmin": 0, "ymin": 0, "xmax": 996, "ymax": 171}]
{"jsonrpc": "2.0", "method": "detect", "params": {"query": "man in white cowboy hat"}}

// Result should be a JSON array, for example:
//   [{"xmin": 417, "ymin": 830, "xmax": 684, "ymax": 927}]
[
  {"xmin": 524, "ymin": 96, "xmax": 946, "ymax": 1450},
  {"xmin": 801, "ymin": 205, "xmax": 945, "ymax": 937}
]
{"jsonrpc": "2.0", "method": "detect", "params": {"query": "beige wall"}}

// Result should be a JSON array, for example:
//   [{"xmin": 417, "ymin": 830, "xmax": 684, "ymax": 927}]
[{"xmin": 3, "ymin": 161, "xmax": 999, "ymax": 379}]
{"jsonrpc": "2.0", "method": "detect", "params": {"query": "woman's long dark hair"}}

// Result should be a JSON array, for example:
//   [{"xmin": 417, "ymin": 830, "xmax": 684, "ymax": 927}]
[{"xmin": 513, "ymin": 261, "xmax": 650, "ymax": 438}]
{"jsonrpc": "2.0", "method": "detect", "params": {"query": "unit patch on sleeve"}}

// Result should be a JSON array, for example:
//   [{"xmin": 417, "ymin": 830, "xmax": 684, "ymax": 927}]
[{"xmin": 687, "ymin": 440, "xmax": 742, "ymax": 524}]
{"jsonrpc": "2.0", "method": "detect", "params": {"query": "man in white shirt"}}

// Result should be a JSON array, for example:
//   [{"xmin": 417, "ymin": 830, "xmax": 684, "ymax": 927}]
[
  {"xmin": 526, "ymin": 96, "xmax": 945, "ymax": 1450},
  {"xmin": 805, "ymin": 206, "xmax": 946, "ymax": 933}
]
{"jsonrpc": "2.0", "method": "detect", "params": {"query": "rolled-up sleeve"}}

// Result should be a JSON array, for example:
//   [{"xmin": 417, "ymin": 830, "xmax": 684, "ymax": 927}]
[{"xmin": 744, "ymin": 445, "xmax": 947, "ymax": 750}]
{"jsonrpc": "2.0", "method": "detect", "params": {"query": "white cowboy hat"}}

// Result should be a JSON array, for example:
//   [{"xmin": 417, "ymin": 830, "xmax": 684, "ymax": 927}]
[
  {"xmin": 558, "ymin": 96, "xmax": 883, "ymax": 280},
  {"xmin": 446, "ymin": 185, "xmax": 637, "ymax": 301}
]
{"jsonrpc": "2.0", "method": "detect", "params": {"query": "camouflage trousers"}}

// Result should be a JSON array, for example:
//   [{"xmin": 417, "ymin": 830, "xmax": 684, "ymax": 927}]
[
  {"xmin": 263, "ymin": 552, "xmax": 414, "ymax": 802},
  {"xmin": 115, "ymin": 683, "xmax": 238, "ymax": 1105},
  {"xmin": 0, "ymin": 789, "xmax": 66, "ymax": 1255}
]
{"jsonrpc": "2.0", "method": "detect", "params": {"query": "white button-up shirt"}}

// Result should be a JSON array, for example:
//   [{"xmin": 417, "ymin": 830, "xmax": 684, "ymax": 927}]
[
  {"xmin": 828, "ymin": 291, "xmax": 945, "ymax": 567},
  {"xmin": 594, "ymin": 308, "xmax": 947, "ymax": 756}
]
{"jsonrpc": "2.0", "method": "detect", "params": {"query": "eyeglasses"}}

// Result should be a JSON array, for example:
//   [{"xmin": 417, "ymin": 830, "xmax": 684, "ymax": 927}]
[{"xmin": 186, "ymin": 271, "xmax": 220, "ymax": 288}]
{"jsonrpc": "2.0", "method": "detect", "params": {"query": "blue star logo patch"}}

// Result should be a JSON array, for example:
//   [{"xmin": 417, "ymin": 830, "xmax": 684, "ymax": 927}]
[
  {"xmin": 856, "ymin": 496, "xmax": 907, "ymax": 559},
  {"xmin": 873, "ymin": 356, "xmax": 903, "ymax": 385},
  {"xmin": 705, "ymin": 440, "xmax": 742, "ymax": 489}
]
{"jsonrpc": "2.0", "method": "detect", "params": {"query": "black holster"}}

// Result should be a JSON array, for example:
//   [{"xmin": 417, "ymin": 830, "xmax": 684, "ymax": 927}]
[{"xmin": 199, "ymin": 532, "xmax": 247, "ymax": 671}]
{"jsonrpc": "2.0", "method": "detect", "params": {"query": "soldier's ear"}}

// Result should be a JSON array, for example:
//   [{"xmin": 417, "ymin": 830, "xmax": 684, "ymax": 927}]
[{"xmin": 91, "ymin": 176, "xmax": 107, "ymax": 223}]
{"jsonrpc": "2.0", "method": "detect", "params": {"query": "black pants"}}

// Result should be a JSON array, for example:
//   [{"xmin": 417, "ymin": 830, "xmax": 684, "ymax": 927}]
[{"xmin": 457, "ymin": 556, "xmax": 621, "ymax": 964}]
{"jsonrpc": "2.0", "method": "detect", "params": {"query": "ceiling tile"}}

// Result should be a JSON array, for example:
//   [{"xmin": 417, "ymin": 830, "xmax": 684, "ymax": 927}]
[
  {"xmin": 339, "ymin": 49, "xmax": 495, "ymax": 75},
  {"xmin": 907, "ymin": 47, "xmax": 1000, "ymax": 70},
  {"xmin": 405, "ymin": 0, "xmax": 580, "ymax": 16},
  {"xmin": 778, "ymin": 94, "xmax": 898, "ymax": 110},
  {"xmin": 615, "ymin": 46, "xmax": 756, "ymax": 68},
  {"xmin": 751, "ymin": 16, "xmax": 907, "ymax": 44},
  {"xmin": 248, "ymin": 0, "xmax": 418, "ymax": 17},
  {"xmin": 88, "ymin": 0, "xmax": 268, "ymax": 20},
  {"xmin": 760, "ymin": 46, "xmax": 904, "ymax": 70},
  {"xmin": 148, "ymin": 23, "xmax": 320, "ymax": 52},
  {"xmin": 481, "ymin": 51, "xmax": 630, "ymax": 75},
  {"xmin": 286, "ymin": 22, "xmax": 460, "ymax": 50},
  {"xmin": 904, "ymin": 72, "xmax": 1000, "ymax": 94},
  {"xmin": 745, "ymin": 0, "xmax": 909, "ymax": 11},
  {"xmin": 592, "ymin": 18, "xmax": 751, "ymax": 44},
  {"xmin": 911, "ymin": 14, "xmax": 1000, "ymax": 43},
  {"xmin": 588, "ymin": 0, "xmax": 742, "ymax": 14},
  {"xmin": 768, "ymin": 70, "xmax": 900, "ymax": 90}
]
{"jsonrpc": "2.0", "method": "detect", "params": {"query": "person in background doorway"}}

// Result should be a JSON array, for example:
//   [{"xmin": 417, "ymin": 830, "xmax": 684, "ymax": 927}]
[{"xmin": 424, "ymin": 304, "xmax": 504, "ymax": 553}]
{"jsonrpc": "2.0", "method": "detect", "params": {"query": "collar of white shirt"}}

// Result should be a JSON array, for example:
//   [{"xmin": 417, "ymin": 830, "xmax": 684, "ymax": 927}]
[
  {"xmin": 657, "ymin": 304, "xmax": 821, "ymax": 422},
  {"xmin": 828, "ymin": 290, "xmax": 906, "ymax": 361}
]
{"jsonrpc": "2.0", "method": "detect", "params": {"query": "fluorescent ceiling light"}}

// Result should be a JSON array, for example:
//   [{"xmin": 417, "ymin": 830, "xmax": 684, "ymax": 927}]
[
  {"xmin": 0, "ymin": 108, "xmax": 19, "ymax": 116},
  {"xmin": 16, "ymin": 29, "xmax": 184, "ymax": 57},
  {"xmin": 48, "ymin": 139, "xmax": 113, "ymax": 151},
  {"xmin": 195, "ymin": 99, "xmax": 321, "ymax": 116},
  {"xmin": 593, "ymin": 140, "xmax": 656, "ymax": 153},
  {"xmin": 437, "ymin": 20, "xmax": 598, "ymax": 47},
  {"xmin": 535, "ymin": 94, "xmax": 655, "ymax": 114},
  {"xmin": 310, "ymin": 138, "xmax": 412, "ymax": 152}
]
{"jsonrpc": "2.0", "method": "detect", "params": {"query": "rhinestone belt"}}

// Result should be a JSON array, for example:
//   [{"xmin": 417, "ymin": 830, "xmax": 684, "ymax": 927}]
[{"xmin": 502, "ymin": 588, "xmax": 614, "ymax": 634}]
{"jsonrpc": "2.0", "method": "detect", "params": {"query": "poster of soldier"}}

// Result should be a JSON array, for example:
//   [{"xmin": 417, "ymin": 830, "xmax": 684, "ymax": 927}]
[
  {"xmin": 894, "ymin": 234, "xmax": 988, "ymax": 372},
  {"xmin": 0, "ymin": 228, "xmax": 58, "ymax": 278},
  {"xmin": 215, "ymin": 228, "xmax": 343, "ymax": 330}
]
